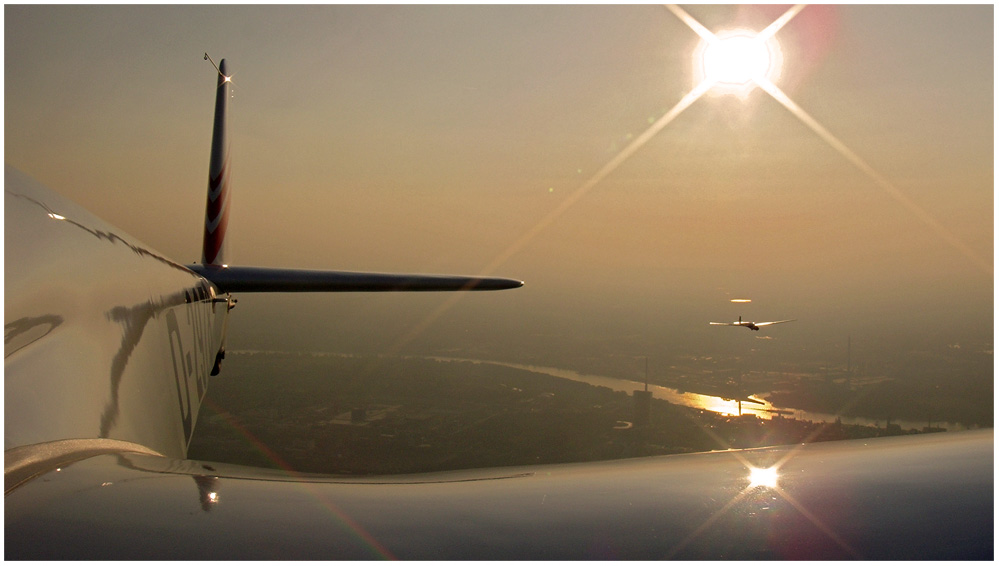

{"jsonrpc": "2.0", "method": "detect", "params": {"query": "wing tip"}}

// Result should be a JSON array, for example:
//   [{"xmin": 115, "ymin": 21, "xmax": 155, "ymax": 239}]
[{"xmin": 490, "ymin": 278, "xmax": 524, "ymax": 290}]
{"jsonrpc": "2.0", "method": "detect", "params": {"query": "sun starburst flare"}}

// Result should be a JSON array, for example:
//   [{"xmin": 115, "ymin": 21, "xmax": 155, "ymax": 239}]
[
  {"xmin": 395, "ymin": 2, "xmax": 987, "ymax": 371},
  {"xmin": 672, "ymin": 4, "xmax": 989, "ymax": 276},
  {"xmin": 753, "ymin": 76, "xmax": 991, "ymax": 275}
]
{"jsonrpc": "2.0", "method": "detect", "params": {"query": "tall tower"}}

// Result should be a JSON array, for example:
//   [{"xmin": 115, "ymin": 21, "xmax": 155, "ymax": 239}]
[
  {"xmin": 847, "ymin": 334, "xmax": 852, "ymax": 388},
  {"xmin": 633, "ymin": 356, "xmax": 652, "ymax": 425},
  {"xmin": 847, "ymin": 335, "xmax": 852, "ymax": 374}
]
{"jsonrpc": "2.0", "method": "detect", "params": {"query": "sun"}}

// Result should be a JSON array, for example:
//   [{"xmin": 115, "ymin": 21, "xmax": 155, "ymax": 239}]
[
  {"xmin": 694, "ymin": 28, "xmax": 783, "ymax": 97},
  {"xmin": 704, "ymin": 33, "xmax": 769, "ymax": 84}
]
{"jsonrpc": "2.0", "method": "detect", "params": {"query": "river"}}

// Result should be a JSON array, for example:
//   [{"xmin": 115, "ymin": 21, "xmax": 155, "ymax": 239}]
[
  {"xmin": 232, "ymin": 350, "xmax": 960, "ymax": 432},
  {"xmin": 428, "ymin": 357, "xmax": 961, "ymax": 432}
]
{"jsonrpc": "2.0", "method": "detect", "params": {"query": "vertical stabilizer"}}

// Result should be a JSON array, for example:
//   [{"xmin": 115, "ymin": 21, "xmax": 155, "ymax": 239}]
[
  {"xmin": 186, "ymin": 57, "xmax": 522, "ymax": 294},
  {"xmin": 202, "ymin": 56, "xmax": 231, "ymax": 266}
]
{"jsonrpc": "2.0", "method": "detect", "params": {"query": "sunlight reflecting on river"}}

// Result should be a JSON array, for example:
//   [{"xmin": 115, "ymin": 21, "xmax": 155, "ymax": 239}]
[
  {"xmin": 425, "ymin": 356, "xmax": 957, "ymax": 431},
  {"xmin": 431, "ymin": 357, "xmax": 783, "ymax": 418},
  {"xmin": 232, "ymin": 351, "xmax": 961, "ymax": 432}
]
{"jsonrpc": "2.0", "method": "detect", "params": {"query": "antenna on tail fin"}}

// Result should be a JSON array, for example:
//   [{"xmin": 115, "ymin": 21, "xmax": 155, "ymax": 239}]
[
  {"xmin": 204, "ymin": 53, "xmax": 223, "ymax": 77},
  {"xmin": 201, "ymin": 54, "xmax": 231, "ymax": 266}
]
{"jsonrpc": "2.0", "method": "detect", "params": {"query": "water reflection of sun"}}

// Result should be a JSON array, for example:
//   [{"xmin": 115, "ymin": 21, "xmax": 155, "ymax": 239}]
[
  {"xmin": 699, "ymin": 397, "xmax": 740, "ymax": 416},
  {"xmin": 679, "ymin": 390, "xmax": 776, "ymax": 419}
]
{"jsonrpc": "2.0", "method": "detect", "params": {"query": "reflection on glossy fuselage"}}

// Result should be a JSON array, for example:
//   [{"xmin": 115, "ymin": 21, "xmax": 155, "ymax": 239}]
[
  {"xmin": 7, "ymin": 430, "xmax": 990, "ymax": 560},
  {"xmin": 5, "ymin": 169, "xmax": 229, "ymax": 458},
  {"xmin": 748, "ymin": 466, "xmax": 779, "ymax": 489},
  {"xmin": 194, "ymin": 474, "xmax": 220, "ymax": 512},
  {"xmin": 4, "ymin": 314, "xmax": 64, "ymax": 359}
]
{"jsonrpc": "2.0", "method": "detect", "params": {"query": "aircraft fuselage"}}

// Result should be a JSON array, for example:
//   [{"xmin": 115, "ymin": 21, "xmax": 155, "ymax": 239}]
[{"xmin": 5, "ymin": 168, "xmax": 229, "ymax": 458}]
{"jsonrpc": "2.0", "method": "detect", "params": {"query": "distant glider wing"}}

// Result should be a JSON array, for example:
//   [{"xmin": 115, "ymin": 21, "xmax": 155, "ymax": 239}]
[
  {"xmin": 188, "ymin": 264, "xmax": 524, "ymax": 293},
  {"xmin": 754, "ymin": 319, "xmax": 796, "ymax": 327}
]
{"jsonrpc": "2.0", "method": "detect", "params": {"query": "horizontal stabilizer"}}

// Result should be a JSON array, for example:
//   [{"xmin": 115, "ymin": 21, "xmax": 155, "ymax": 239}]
[{"xmin": 187, "ymin": 264, "xmax": 523, "ymax": 293}]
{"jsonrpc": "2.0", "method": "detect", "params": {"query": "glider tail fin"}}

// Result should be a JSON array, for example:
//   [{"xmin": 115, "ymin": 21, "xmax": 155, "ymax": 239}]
[
  {"xmin": 188, "ymin": 56, "xmax": 521, "ymax": 294},
  {"xmin": 201, "ymin": 55, "xmax": 231, "ymax": 266}
]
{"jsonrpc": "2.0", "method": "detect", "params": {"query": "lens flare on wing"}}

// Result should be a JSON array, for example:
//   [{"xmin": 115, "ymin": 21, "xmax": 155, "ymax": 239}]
[{"xmin": 748, "ymin": 466, "xmax": 779, "ymax": 488}]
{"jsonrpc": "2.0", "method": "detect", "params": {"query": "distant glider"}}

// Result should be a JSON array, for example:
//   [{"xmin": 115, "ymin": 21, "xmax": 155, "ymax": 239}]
[{"xmin": 710, "ymin": 316, "xmax": 795, "ymax": 331}]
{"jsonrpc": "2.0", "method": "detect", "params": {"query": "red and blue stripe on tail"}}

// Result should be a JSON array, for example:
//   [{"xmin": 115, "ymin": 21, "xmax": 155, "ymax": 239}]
[{"xmin": 202, "ymin": 57, "xmax": 230, "ymax": 266}]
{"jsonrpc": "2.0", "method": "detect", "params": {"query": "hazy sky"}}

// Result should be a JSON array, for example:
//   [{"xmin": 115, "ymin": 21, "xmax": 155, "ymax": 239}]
[{"xmin": 5, "ymin": 5, "xmax": 993, "ymax": 365}]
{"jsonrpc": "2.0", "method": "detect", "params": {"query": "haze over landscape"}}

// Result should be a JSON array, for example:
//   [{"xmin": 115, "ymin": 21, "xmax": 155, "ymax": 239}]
[{"xmin": 5, "ymin": 5, "xmax": 992, "ymax": 430}]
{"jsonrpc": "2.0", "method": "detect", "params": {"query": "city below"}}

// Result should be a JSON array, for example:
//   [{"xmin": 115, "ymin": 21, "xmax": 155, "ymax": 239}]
[{"xmin": 188, "ymin": 347, "xmax": 990, "ymax": 475}]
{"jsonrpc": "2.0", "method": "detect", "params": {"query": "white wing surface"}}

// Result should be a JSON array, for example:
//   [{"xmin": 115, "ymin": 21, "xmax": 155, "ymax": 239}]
[{"xmin": 755, "ymin": 319, "xmax": 796, "ymax": 327}]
